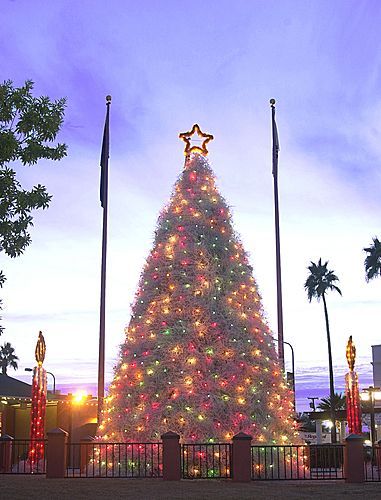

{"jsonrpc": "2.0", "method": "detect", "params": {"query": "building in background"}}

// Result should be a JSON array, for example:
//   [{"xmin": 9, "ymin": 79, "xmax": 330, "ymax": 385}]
[
  {"xmin": 372, "ymin": 345, "xmax": 381, "ymax": 387},
  {"xmin": 0, "ymin": 374, "xmax": 97, "ymax": 442}
]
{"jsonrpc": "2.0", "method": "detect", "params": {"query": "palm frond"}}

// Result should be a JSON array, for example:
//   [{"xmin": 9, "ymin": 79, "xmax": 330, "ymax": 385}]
[
  {"xmin": 305, "ymin": 259, "xmax": 341, "ymax": 301},
  {"xmin": 364, "ymin": 237, "xmax": 381, "ymax": 282}
]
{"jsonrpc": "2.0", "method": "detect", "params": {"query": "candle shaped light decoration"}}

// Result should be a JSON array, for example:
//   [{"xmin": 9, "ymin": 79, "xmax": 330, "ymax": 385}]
[
  {"xmin": 345, "ymin": 336, "xmax": 362, "ymax": 434},
  {"xmin": 29, "ymin": 331, "xmax": 47, "ymax": 470}
]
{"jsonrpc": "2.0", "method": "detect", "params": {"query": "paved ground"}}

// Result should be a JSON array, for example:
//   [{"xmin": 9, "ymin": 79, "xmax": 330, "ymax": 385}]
[{"xmin": 1, "ymin": 477, "xmax": 381, "ymax": 500}]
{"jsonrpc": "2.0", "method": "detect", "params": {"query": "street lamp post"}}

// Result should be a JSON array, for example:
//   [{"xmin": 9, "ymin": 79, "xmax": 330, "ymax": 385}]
[
  {"xmin": 25, "ymin": 368, "xmax": 56, "ymax": 394},
  {"xmin": 46, "ymin": 371, "xmax": 56, "ymax": 395},
  {"xmin": 273, "ymin": 337, "xmax": 296, "ymax": 410}
]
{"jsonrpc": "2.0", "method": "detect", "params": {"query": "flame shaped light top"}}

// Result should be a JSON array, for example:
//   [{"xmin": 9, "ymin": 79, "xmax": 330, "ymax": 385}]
[
  {"xmin": 179, "ymin": 124, "xmax": 214, "ymax": 156},
  {"xmin": 346, "ymin": 335, "xmax": 356, "ymax": 372},
  {"xmin": 35, "ymin": 331, "xmax": 46, "ymax": 366}
]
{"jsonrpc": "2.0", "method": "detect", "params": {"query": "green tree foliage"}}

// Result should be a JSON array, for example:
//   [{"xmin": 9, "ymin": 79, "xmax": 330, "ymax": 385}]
[
  {"xmin": 0, "ymin": 80, "xmax": 67, "ymax": 335},
  {"xmin": 0, "ymin": 341, "xmax": 19, "ymax": 375},
  {"xmin": 0, "ymin": 79, "xmax": 67, "ymax": 258},
  {"xmin": 305, "ymin": 259, "xmax": 342, "ymax": 442},
  {"xmin": 317, "ymin": 393, "xmax": 346, "ymax": 411},
  {"xmin": 296, "ymin": 413, "xmax": 316, "ymax": 432},
  {"xmin": 364, "ymin": 237, "xmax": 381, "ymax": 282}
]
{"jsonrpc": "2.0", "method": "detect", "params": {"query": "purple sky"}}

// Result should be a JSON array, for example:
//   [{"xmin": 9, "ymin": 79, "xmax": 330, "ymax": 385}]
[{"xmin": 1, "ymin": 0, "xmax": 381, "ymax": 411}]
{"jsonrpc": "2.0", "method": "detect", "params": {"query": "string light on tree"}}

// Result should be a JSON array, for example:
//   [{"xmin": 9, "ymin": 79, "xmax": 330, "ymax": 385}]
[{"xmin": 100, "ymin": 127, "xmax": 296, "ymax": 443}]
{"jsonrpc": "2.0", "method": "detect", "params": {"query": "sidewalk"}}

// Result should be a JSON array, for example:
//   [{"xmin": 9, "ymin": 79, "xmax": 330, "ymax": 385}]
[{"xmin": 1, "ymin": 476, "xmax": 381, "ymax": 500}]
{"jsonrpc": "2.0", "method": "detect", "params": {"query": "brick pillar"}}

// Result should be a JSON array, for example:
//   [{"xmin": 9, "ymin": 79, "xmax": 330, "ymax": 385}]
[
  {"xmin": 344, "ymin": 434, "xmax": 364, "ymax": 483},
  {"xmin": 232, "ymin": 432, "xmax": 252, "ymax": 482},
  {"xmin": 0, "ymin": 435, "xmax": 13, "ymax": 473},
  {"xmin": 161, "ymin": 431, "xmax": 181, "ymax": 480},
  {"xmin": 47, "ymin": 428, "xmax": 68, "ymax": 479},
  {"xmin": 80, "ymin": 436, "xmax": 95, "ymax": 474}
]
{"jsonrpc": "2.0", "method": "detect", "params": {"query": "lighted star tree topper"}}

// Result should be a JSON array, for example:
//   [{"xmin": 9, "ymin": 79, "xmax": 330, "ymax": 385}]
[
  {"xmin": 29, "ymin": 331, "xmax": 47, "ymax": 469},
  {"xmin": 100, "ymin": 126, "xmax": 296, "ymax": 444}
]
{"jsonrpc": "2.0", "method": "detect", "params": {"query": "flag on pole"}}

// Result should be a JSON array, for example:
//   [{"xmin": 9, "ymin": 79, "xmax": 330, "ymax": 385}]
[
  {"xmin": 100, "ymin": 96, "xmax": 111, "ymax": 208},
  {"xmin": 271, "ymin": 100, "xmax": 280, "ymax": 177},
  {"xmin": 98, "ymin": 95, "xmax": 111, "ymax": 418}
]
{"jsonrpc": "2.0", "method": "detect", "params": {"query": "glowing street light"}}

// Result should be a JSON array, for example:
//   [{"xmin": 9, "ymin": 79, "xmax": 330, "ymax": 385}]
[
  {"xmin": 72, "ymin": 390, "xmax": 88, "ymax": 404},
  {"xmin": 322, "ymin": 420, "xmax": 334, "ymax": 429}
]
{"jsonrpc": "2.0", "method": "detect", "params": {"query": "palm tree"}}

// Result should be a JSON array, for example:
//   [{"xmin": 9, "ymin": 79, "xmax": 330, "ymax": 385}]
[
  {"xmin": 317, "ymin": 393, "xmax": 346, "ymax": 411},
  {"xmin": 364, "ymin": 237, "xmax": 381, "ymax": 281},
  {"xmin": 0, "ymin": 342, "xmax": 19, "ymax": 375},
  {"xmin": 305, "ymin": 259, "xmax": 342, "ymax": 443}
]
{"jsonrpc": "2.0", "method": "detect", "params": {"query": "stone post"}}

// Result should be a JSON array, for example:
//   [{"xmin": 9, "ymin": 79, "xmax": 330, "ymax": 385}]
[
  {"xmin": 338, "ymin": 421, "xmax": 345, "ymax": 442},
  {"xmin": 344, "ymin": 434, "xmax": 364, "ymax": 483},
  {"xmin": 161, "ymin": 431, "xmax": 181, "ymax": 480},
  {"xmin": 0, "ymin": 435, "xmax": 13, "ymax": 473},
  {"xmin": 47, "ymin": 428, "xmax": 68, "ymax": 479},
  {"xmin": 316, "ymin": 420, "xmax": 323, "ymax": 444},
  {"xmin": 80, "ymin": 436, "xmax": 95, "ymax": 474},
  {"xmin": 232, "ymin": 432, "xmax": 252, "ymax": 482},
  {"xmin": 376, "ymin": 440, "xmax": 381, "ymax": 469}
]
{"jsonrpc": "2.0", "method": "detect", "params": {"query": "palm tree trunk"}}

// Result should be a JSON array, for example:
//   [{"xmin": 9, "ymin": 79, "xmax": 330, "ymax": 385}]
[{"xmin": 322, "ymin": 293, "xmax": 337, "ymax": 443}]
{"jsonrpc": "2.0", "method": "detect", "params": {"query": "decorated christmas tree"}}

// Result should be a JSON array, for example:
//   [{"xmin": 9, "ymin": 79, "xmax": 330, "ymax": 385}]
[{"xmin": 99, "ymin": 125, "xmax": 296, "ymax": 444}]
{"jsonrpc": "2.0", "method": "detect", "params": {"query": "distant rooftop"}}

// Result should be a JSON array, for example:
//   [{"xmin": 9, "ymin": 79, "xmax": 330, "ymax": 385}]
[{"xmin": 0, "ymin": 374, "xmax": 32, "ymax": 399}]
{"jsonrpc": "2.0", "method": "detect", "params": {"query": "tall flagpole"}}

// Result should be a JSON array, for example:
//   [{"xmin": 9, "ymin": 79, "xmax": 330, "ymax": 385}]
[
  {"xmin": 270, "ymin": 98, "xmax": 285, "ymax": 372},
  {"xmin": 98, "ymin": 95, "xmax": 111, "ymax": 421}
]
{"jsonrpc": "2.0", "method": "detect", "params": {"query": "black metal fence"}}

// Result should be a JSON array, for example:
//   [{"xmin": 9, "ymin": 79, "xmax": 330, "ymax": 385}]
[
  {"xmin": 251, "ymin": 445, "xmax": 345, "ymax": 480},
  {"xmin": 364, "ymin": 446, "xmax": 381, "ymax": 481},
  {"xmin": 4, "ymin": 438, "xmax": 381, "ymax": 482},
  {"xmin": 0, "ymin": 439, "xmax": 47, "ymax": 474},
  {"xmin": 181, "ymin": 443, "xmax": 231, "ymax": 479},
  {"xmin": 66, "ymin": 441, "xmax": 162, "ymax": 477}
]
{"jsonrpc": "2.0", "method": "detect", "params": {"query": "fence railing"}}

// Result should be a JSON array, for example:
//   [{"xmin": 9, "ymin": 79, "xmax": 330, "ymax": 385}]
[
  {"xmin": 181, "ymin": 443, "xmax": 231, "ymax": 479},
  {"xmin": 251, "ymin": 444, "xmax": 345, "ymax": 480},
  {"xmin": 2, "ymin": 433, "xmax": 378, "ymax": 483},
  {"xmin": 364, "ymin": 445, "xmax": 381, "ymax": 482},
  {"xmin": 66, "ymin": 441, "xmax": 162, "ymax": 478},
  {"xmin": 0, "ymin": 439, "xmax": 47, "ymax": 474}
]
